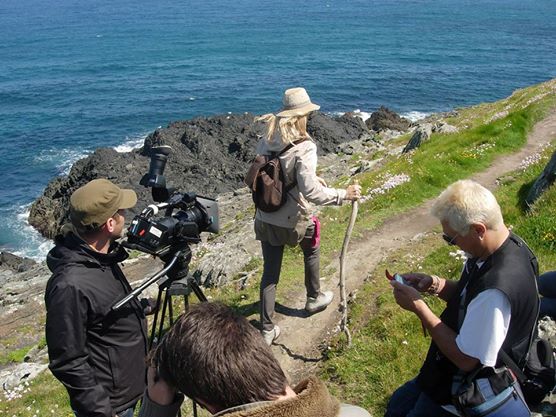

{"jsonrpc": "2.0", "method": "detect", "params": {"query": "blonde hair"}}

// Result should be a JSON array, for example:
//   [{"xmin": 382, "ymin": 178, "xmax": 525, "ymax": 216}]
[
  {"xmin": 255, "ymin": 113, "xmax": 311, "ymax": 146},
  {"xmin": 431, "ymin": 180, "xmax": 504, "ymax": 236}
]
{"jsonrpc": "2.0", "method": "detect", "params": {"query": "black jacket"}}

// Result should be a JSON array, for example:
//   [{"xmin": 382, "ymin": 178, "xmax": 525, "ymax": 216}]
[{"xmin": 45, "ymin": 232, "xmax": 148, "ymax": 417}]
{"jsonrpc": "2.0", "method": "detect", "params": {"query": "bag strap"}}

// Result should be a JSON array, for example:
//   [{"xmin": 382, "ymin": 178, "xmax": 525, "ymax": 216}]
[
  {"xmin": 270, "ymin": 137, "xmax": 307, "ymax": 158},
  {"xmin": 272, "ymin": 138, "xmax": 307, "ymax": 191},
  {"xmin": 499, "ymin": 349, "xmax": 527, "ymax": 383}
]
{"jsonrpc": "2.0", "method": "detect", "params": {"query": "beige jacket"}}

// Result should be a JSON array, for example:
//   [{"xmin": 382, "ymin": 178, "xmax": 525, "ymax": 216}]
[{"xmin": 254, "ymin": 137, "xmax": 346, "ymax": 229}]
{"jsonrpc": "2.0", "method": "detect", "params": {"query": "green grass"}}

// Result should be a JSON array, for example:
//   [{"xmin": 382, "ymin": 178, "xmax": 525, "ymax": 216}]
[
  {"xmin": 320, "ymin": 138, "xmax": 556, "ymax": 416},
  {"xmin": 2, "ymin": 78, "xmax": 555, "ymax": 416}
]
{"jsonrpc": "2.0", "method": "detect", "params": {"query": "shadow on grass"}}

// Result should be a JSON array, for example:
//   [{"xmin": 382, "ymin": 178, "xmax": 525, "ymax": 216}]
[{"xmin": 517, "ymin": 178, "xmax": 536, "ymax": 213}]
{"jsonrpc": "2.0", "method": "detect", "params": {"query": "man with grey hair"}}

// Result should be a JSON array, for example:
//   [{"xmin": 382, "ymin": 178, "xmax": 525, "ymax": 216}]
[{"xmin": 385, "ymin": 180, "xmax": 538, "ymax": 416}]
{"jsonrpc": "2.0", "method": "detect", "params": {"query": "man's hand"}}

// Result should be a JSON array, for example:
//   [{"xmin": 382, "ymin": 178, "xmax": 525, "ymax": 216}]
[
  {"xmin": 141, "ymin": 298, "xmax": 158, "ymax": 316},
  {"xmin": 391, "ymin": 280, "xmax": 425, "ymax": 313},
  {"xmin": 147, "ymin": 366, "xmax": 176, "ymax": 406},
  {"xmin": 401, "ymin": 273, "xmax": 434, "ymax": 293}
]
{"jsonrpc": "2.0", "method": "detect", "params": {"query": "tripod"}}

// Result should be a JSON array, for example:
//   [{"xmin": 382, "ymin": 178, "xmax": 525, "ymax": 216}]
[
  {"xmin": 112, "ymin": 243, "xmax": 208, "ymax": 417},
  {"xmin": 149, "ymin": 249, "xmax": 208, "ymax": 348}
]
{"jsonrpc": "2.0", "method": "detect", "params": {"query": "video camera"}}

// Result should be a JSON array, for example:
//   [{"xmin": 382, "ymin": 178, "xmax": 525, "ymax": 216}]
[
  {"xmin": 123, "ymin": 145, "xmax": 219, "ymax": 258},
  {"xmin": 113, "ymin": 145, "xmax": 218, "ymax": 343}
]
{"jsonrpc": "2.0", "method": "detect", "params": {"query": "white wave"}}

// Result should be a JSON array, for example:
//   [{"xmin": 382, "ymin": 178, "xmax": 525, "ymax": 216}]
[
  {"xmin": 7, "ymin": 205, "xmax": 53, "ymax": 262},
  {"xmin": 401, "ymin": 111, "xmax": 430, "ymax": 122},
  {"xmin": 35, "ymin": 148, "xmax": 91, "ymax": 175},
  {"xmin": 113, "ymin": 133, "xmax": 147, "ymax": 153},
  {"xmin": 332, "ymin": 109, "xmax": 372, "ymax": 121},
  {"xmin": 335, "ymin": 109, "xmax": 430, "ymax": 123}
]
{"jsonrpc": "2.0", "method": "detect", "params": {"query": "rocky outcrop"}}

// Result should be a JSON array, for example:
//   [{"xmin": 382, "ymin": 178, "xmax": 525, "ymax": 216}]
[
  {"xmin": 402, "ymin": 123, "xmax": 433, "ymax": 153},
  {"xmin": 29, "ymin": 112, "xmax": 369, "ymax": 239},
  {"xmin": 0, "ymin": 252, "xmax": 35, "ymax": 273},
  {"xmin": 525, "ymin": 149, "xmax": 556, "ymax": 209},
  {"xmin": 365, "ymin": 106, "xmax": 411, "ymax": 132}
]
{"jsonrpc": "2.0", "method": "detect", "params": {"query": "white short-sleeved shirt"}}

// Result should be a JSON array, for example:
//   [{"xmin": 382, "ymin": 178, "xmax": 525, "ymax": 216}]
[
  {"xmin": 442, "ymin": 264, "xmax": 512, "ymax": 416},
  {"xmin": 455, "ymin": 288, "xmax": 511, "ymax": 366}
]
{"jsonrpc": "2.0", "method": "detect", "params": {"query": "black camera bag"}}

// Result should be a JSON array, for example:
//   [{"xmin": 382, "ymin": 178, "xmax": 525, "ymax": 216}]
[{"xmin": 500, "ymin": 337, "xmax": 556, "ymax": 405}]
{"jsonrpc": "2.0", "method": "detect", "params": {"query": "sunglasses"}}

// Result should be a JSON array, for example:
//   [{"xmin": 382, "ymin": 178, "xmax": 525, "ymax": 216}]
[{"xmin": 442, "ymin": 233, "xmax": 458, "ymax": 246}]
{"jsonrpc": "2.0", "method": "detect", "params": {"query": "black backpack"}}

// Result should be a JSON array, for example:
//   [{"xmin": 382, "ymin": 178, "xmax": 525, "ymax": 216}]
[
  {"xmin": 501, "ymin": 336, "xmax": 556, "ymax": 405},
  {"xmin": 244, "ymin": 139, "xmax": 304, "ymax": 212}
]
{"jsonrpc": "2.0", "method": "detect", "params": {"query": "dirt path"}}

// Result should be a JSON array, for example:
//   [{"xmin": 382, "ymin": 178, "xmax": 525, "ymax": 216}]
[{"xmin": 270, "ymin": 109, "xmax": 556, "ymax": 382}]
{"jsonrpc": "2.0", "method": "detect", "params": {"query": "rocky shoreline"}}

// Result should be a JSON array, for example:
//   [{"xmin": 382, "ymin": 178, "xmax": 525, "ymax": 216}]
[{"xmin": 28, "ymin": 111, "xmax": 377, "ymax": 240}]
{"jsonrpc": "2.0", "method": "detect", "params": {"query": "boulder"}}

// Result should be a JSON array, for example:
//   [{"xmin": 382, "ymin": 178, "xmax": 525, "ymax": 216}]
[
  {"xmin": 402, "ymin": 123, "xmax": 433, "ymax": 153},
  {"xmin": 365, "ymin": 106, "xmax": 411, "ymax": 132},
  {"xmin": 0, "ymin": 252, "xmax": 36, "ymax": 273},
  {"xmin": 434, "ymin": 122, "xmax": 459, "ymax": 134},
  {"xmin": 525, "ymin": 149, "xmax": 556, "ymax": 209}
]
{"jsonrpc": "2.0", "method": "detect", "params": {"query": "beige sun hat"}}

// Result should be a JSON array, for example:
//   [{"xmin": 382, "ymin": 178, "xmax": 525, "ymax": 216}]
[{"xmin": 276, "ymin": 87, "xmax": 320, "ymax": 118}]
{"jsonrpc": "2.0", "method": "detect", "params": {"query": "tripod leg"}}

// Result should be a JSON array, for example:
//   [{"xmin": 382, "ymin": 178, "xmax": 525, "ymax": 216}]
[
  {"xmin": 168, "ymin": 296, "xmax": 175, "ymax": 326},
  {"xmin": 188, "ymin": 279, "xmax": 208, "ymax": 302},
  {"xmin": 155, "ymin": 291, "xmax": 171, "ymax": 346},
  {"xmin": 149, "ymin": 288, "xmax": 165, "ymax": 349}
]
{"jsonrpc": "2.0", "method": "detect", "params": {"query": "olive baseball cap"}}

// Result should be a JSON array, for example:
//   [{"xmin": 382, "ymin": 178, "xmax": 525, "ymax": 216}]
[{"xmin": 70, "ymin": 179, "xmax": 137, "ymax": 228}]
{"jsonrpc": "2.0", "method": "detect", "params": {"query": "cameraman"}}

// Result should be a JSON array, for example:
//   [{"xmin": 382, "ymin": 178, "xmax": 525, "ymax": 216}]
[
  {"xmin": 45, "ymin": 179, "xmax": 149, "ymax": 417},
  {"xmin": 139, "ymin": 302, "xmax": 370, "ymax": 417}
]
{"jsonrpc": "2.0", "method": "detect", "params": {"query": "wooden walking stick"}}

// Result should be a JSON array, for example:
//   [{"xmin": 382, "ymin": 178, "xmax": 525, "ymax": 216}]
[{"xmin": 339, "ymin": 180, "xmax": 359, "ymax": 346}]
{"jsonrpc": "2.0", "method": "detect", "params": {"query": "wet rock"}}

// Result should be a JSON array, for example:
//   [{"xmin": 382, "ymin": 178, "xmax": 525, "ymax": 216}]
[
  {"xmin": 365, "ymin": 106, "xmax": 411, "ymax": 132},
  {"xmin": 525, "ymin": 149, "xmax": 556, "ymax": 209}
]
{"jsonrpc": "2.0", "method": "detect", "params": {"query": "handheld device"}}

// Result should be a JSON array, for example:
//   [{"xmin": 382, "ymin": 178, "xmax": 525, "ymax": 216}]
[{"xmin": 385, "ymin": 269, "xmax": 410, "ymax": 285}]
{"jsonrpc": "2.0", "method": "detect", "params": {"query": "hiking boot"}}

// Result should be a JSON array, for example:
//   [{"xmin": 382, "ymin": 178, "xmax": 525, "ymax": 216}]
[
  {"xmin": 305, "ymin": 291, "xmax": 334, "ymax": 314},
  {"xmin": 262, "ymin": 325, "xmax": 281, "ymax": 345}
]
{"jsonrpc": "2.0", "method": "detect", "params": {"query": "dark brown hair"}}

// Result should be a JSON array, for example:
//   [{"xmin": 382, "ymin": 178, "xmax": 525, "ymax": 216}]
[{"xmin": 153, "ymin": 302, "xmax": 288, "ymax": 409}]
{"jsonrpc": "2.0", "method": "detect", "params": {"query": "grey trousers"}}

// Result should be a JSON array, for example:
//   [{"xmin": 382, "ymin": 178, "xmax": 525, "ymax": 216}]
[{"xmin": 260, "ymin": 224, "xmax": 320, "ymax": 331}]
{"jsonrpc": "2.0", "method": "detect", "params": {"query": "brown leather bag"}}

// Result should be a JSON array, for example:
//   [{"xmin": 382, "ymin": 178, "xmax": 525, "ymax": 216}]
[{"xmin": 244, "ymin": 139, "xmax": 304, "ymax": 212}]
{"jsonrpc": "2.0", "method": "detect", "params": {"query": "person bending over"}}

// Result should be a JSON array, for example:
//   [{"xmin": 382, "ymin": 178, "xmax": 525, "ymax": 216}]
[
  {"xmin": 139, "ymin": 302, "xmax": 370, "ymax": 417},
  {"xmin": 386, "ymin": 180, "xmax": 538, "ymax": 417}
]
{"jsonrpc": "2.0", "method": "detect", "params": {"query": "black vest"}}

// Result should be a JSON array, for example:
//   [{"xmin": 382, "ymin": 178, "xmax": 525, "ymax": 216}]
[{"xmin": 416, "ymin": 232, "xmax": 539, "ymax": 404}]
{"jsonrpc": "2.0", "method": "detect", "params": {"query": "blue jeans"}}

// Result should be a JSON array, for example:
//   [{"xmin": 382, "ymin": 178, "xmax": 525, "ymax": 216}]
[
  {"xmin": 538, "ymin": 271, "xmax": 556, "ymax": 318},
  {"xmin": 385, "ymin": 379, "xmax": 456, "ymax": 417}
]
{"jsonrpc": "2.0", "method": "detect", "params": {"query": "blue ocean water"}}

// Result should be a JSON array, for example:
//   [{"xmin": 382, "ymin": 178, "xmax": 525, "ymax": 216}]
[{"xmin": 0, "ymin": 0, "xmax": 555, "ymax": 259}]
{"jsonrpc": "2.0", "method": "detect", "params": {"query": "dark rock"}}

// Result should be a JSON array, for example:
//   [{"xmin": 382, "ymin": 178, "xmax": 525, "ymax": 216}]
[
  {"xmin": 402, "ymin": 123, "xmax": 433, "ymax": 153},
  {"xmin": 0, "ymin": 252, "xmax": 36, "ymax": 273},
  {"xmin": 29, "ymin": 112, "xmax": 368, "ymax": 239},
  {"xmin": 366, "ymin": 106, "xmax": 411, "ymax": 132},
  {"xmin": 29, "ymin": 148, "xmax": 148, "ymax": 239},
  {"xmin": 526, "ymin": 149, "xmax": 556, "ymax": 209},
  {"xmin": 307, "ymin": 112, "xmax": 370, "ymax": 154}
]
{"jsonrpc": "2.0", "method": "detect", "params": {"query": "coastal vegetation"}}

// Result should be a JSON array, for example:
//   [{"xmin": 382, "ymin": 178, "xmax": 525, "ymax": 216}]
[{"xmin": 1, "ymin": 79, "xmax": 555, "ymax": 416}]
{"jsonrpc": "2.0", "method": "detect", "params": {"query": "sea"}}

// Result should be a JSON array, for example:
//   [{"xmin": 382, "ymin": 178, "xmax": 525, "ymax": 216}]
[{"xmin": 0, "ymin": 0, "xmax": 555, "ymax": 260}]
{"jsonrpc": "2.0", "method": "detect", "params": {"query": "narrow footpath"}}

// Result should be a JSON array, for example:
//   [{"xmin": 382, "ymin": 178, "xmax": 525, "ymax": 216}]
[{"xmin": 270, "ymin": 109, "xmax": 556, "ymax": 381}]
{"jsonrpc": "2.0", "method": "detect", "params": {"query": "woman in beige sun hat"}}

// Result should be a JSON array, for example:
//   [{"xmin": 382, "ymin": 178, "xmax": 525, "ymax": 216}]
[{"xmin": 254, "ymin": 87, "xmax": 361, "ymax": 345}]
